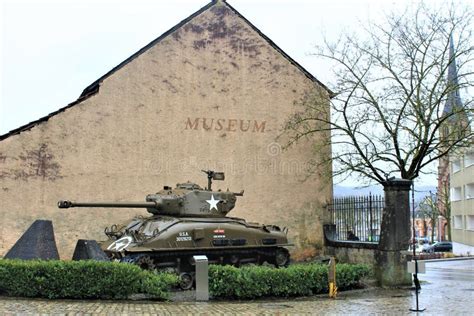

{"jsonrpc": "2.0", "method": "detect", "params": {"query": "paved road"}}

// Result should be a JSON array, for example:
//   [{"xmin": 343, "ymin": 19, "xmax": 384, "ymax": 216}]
[
  {"xmin": 416, "ymin": 259, "xmax": 474, "ymax": 314},
  {"xmin": 0, "ymin": 258, "xmax": 472, "ymax": 315}
]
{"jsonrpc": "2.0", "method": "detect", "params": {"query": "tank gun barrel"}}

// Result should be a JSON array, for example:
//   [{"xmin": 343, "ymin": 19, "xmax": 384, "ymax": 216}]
[{"xmin": 58, "ymin": 200, "xmax": 158, "ymax": 209}]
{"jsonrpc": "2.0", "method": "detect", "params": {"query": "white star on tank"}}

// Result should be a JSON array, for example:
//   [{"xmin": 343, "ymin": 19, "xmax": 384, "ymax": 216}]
[
  {"xmin": 206, "ymin": 194, "xmax": 220, "ymax": 211},
  {"xmin": 107, "ymin": 236, "xmax": 133, "ymax": 251}
]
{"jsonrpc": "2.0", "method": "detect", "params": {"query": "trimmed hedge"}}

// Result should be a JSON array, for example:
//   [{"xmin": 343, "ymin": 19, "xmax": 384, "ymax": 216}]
[
  {"xmin": 0, "ymin": 260, "xmax": 369, "ymax": 300},
  {"xmin": 0, "ymin": 259, "xmax": 178, "ymax": 300},
  {"xmin": 209, "ymin": 263, "xmax": 370, "ymax": 299}
]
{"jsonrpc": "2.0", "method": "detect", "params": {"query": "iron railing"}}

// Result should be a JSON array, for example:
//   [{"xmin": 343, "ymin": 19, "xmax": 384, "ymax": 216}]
[{"xmin": 328, "ymin": 194, "xmax": 384, "ymax": 242}]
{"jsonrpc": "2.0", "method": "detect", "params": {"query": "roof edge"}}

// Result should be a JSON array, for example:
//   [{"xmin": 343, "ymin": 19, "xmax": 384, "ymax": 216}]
[
  {"xmin": 223, "ymin": 1, "xmax": 333, "ymax": 97},
  {"xmin": 79, "ymin": 0, "xmax": 217, "ymax": 98},
  {"xmin": 0, "ymin": 96, "xmax": 88, "ymax": 141},
  {"xmin": 1, "ymin": 0, "xmax": 333, "ymax": 141},
  {"xmin": 0, "ymin": 1, "xmax": 216, "ymax": 141}
]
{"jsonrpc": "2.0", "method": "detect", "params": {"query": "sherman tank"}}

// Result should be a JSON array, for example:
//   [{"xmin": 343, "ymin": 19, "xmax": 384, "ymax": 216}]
[{"xmin": 58, "ymin": 170, "xmax": 291, "ymax": 288}]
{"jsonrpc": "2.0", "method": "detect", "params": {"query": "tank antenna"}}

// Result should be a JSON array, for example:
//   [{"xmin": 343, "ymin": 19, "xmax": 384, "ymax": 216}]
[{"xmin": 205, "ymin": 170, "xmax": 213, "ymax": 190}]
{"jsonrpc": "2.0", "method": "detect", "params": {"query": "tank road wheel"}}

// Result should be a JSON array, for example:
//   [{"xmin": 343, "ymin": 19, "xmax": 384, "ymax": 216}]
[
  {"xmin": 229, "ymin": 255, "xmax": 241, "ymax": 267},
  {"xmin": 136, "ymin": 255, "xmax": 156, "ymax": 271},
  {"xmin": 179, "ymin": 272, "xmax": 195, "ymax": 290},
  {"xmin": 274, "ymin": 248, "xmax": 290, "ymax": 268}
]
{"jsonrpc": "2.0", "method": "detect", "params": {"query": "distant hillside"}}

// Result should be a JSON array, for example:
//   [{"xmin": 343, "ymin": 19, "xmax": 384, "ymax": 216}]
[{"xmin": 333, "ymin": 184, "xmax": 437, "ymax": 201}]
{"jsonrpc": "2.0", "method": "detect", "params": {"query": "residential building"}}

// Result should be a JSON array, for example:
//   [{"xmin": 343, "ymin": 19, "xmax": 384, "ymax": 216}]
[
  {"xmin": 450, "ymin": 151, "xmax": 474, "ymax": 255},
  {"xmin": 437, "ymin": 36, "xmax": 473, "ymax": 255}
]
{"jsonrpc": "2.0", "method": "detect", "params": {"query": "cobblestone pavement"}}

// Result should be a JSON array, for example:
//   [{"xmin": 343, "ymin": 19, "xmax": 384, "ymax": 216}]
[{"xmin": 0, "ymin": 258, "xmax": 472, "ymax": 315}]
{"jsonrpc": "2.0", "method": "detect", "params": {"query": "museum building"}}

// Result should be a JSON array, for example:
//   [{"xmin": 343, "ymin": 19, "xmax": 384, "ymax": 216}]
[{"xmin": 0, "ymin": 0, "xmax": 332, "ymax": 258}]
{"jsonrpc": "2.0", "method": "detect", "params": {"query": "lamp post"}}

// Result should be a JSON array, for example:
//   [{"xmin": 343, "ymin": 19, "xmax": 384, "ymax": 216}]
[{"xmin": 410, "ymin": 183, "xmax": 425, "ymax": 312}]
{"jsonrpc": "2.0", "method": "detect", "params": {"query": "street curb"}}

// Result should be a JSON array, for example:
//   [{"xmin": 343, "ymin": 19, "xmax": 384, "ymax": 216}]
[{"xmin": 420, "ymin": 256, "xmax": 474, "ymax": 263}]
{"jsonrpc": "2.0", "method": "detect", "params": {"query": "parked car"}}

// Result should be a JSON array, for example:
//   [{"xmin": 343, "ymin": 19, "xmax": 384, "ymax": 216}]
[
  {"xmin": 416, "ymin": 237, "xmax": 430, "ymax": 244},
  {"xmin": 422, "ymin": 241, "xmax": 453, "ymax": 253},
  {"xmin": 408, "ymin": 237, "xmax": 431, "ymax": 253},
  {"xmin": 417, "ymin": 243, "xmax": 432, "ymax": 253}
]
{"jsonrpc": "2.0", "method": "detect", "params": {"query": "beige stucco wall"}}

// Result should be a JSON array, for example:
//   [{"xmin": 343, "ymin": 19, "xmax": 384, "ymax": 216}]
[
  {"xmin": 451, "ymin": 150, "xmax": 474, "ymax": 249},
  {"xmin": 0, "ymin": 2, "xmax": 332, "ymax": 259}
]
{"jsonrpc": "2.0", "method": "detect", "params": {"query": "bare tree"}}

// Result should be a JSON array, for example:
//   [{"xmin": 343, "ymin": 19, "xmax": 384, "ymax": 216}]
[
  {"xmin": 417, "ymin": 192, "xmax": 439, "ymax": 243},
  {"xmin": 437, "ymin": 180, "xmax": 452, "ymax": 240},
  {"xmin": 284, "ymin": 2, "xmax": 473, "ymax": 185}
]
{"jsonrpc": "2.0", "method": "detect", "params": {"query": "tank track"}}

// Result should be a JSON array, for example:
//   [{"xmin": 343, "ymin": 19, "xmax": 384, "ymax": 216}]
[
  {"xmin": 120, "ymin": 246, "xmax": 289, "ymax": 272},
  {"xmin": 119, "ymin": 247, "xmax": 289, "ymax": 290}
]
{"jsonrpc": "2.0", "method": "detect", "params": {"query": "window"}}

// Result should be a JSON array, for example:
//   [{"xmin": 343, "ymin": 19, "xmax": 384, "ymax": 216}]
[
  {"xmin": 467, "ymin": 215, "xmax": 474, "ymax": 231},
  {"xmin": 465, "ymin": 152, "xmax": 474, "ymax": 168},
  {"xmin": 452, "ymin": 159, "xmax": 461, "ymax": 173},
  {"xmin": 451, "ymin": 187, "xmax": 462, "ymax": 201},
  {"xmin": 453, "ymin": 215, "xmax": 463, "ymax": 229},
  {"xmin": 465, "ymin": 183, "xmax": 474, "ymax": 200},
  {"xmin": 443, "ymin": 126, "xmax": 449, "ymax": 138}
]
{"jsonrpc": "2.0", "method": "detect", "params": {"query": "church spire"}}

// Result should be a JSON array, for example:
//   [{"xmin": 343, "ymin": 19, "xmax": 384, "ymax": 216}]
[{"xmin": 443, "ymin": 35, "xmax": 462, "ymax": 117}]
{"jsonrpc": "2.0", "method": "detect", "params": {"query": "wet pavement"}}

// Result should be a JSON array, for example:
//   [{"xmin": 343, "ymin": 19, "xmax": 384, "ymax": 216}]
[{"xmin": 0, "ymin": 258, "xmax": 472, "ymax": 315}]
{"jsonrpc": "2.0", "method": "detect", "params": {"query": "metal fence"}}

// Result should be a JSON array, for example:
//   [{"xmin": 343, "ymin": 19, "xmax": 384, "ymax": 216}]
[{"xmin": 328, "ymin": 194, "xmax": 384, "ymax": 242}]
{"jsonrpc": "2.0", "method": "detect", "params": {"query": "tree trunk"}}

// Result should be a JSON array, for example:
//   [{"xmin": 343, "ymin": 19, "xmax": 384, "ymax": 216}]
[
  {"xmin": 431, "ymin": 217, "xmax": 436, "ymax": 243},
  {"xmin": 446, "ymin": 220, "xmax": 451, "ymax": 241}
]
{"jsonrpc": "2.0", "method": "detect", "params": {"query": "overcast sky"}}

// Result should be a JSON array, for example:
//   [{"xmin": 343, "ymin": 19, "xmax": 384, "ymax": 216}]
[{"xmin": 0, "ymin": 0, "xmax": 461, "ymax": 186}]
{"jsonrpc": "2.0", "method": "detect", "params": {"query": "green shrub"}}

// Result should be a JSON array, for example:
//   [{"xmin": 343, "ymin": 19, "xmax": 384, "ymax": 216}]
[
  {"xmin": 0, "ymin": 259, "xmax": 178, "ymax": 300},
  {"xmin": 209, "ymin": 263, "xmax": 370, "ymax": 299},
  {"xmin": 336, "ymin": 263, "xmax": 372, "ymax": 290},
  {"xmin": 0, "ymin": 259, "xmax": 369, "ymax": 300}
]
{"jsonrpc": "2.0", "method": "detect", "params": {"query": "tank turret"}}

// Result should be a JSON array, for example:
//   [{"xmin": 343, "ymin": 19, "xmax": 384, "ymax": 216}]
[{"xmin": 58, "ymin": 170, "xmax": 244, "ymax": 217}]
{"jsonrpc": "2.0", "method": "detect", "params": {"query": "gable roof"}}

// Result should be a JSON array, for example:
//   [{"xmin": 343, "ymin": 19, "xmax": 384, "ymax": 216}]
[{"xmin": 1, "ymin": 0, "xmax": 332, "ymax": 141}]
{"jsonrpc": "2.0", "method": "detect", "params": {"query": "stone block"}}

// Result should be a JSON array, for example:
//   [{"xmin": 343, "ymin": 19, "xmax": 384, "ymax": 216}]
[
  {"xmin": 72, "ymin": 239, "xmax": 110, "ymax": 261},
  {"xmin": 4, "ymin": 219, "xmax": 59, "ymax": 260}
]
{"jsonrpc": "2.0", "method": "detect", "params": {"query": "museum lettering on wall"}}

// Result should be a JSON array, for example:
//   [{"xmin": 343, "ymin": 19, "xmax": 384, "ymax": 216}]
[{"xmin": 185, "ymin": 117, "xmax": 266, "ymax": 133}]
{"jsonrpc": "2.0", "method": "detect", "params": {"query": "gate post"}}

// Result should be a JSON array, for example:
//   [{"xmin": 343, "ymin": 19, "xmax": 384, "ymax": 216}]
[{"xmin": 375, "ymin": 179, "xmax": 413, "ymax": 286}]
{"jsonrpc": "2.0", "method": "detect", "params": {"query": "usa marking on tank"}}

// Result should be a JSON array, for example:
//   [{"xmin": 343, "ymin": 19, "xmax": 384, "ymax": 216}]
[{"xmin": 176, "ymin": 231, "xmax": 192, "ymax": 241}]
